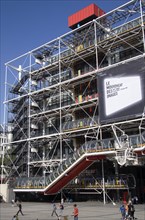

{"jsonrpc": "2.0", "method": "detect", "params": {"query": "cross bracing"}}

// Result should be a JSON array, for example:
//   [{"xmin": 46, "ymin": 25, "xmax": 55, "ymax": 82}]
[{"xmin": 2, "ymin": 0, "xmax": 145, "ymax": 199}]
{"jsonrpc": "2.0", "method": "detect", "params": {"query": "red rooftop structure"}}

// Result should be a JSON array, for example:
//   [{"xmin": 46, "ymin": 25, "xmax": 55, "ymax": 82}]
[{"xmin": 68, "ymin": 3, "xmax": 105, "ymax": 29}]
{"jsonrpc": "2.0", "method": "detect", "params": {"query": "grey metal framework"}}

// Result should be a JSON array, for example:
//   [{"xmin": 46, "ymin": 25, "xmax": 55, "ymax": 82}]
[{"xmin": 2, "ymin": 0, "xmax": 145, "ymax": 199}]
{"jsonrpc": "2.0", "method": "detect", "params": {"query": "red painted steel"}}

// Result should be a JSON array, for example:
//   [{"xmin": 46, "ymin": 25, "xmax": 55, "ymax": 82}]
[
  {"xmin": 68, "ymin": 3, "xmax": 105, "ymax": 29},
  {"xmin": 135, "ymin": 149, "xmax": 145, "ymax": 155},
  {"xmin": 44, "ymin": 155, "xmax": 105, "ymax": 195}
]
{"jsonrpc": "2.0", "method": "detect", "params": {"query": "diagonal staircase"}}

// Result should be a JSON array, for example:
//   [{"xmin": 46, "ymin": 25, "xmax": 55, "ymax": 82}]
[
  {"xmin": 13, "ymin": 132, "xmax": 145, "ymax": 194},
  {"xmin": 13, "ymin": 141, "xmax": 116, "ymax": 194},
  {"xmin": 44, "ymin": 153, "xmax": 108, "ymax": 195}
]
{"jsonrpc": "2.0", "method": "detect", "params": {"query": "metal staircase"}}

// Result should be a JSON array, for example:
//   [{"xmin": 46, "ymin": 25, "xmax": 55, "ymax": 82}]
[
  {"xmin": 13, "ymin": 131, "xmax": 145, "ymax": 194},
  {"xmin": 13, "ymin": 140, "xmax": 116, "ymax": 194}
]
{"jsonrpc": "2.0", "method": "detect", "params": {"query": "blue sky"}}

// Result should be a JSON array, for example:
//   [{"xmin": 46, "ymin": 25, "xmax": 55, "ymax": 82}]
[{"xmin": 0, "ymin": 0, "xmax": 129, "ymax": 125}]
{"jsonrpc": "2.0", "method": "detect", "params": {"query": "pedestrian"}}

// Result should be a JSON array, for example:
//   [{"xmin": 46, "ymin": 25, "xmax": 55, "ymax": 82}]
[
  {"xmin": 124, "ymin": 201, "xmax": 128, "ymax": 219},
  {"xmin": 58, "ymin": 203, "xmax": 64, "ymax": 220},
  {"xmin": 128, "ymin": 201, "xmax": 135, "ymax": 220},
  {"xmin": 61, "ymin": 197, "xmax": 64, "ymax": 205},
  {"xmin": 51, "ymin": 203, "xmax": 58, "ymax": 217},
  {"xmin": 73, "ymin": 204, "xmax": 79, "ymax": 220},
  {"xmin": 16, "ymin": 201, "xmax": 24, "ymax": 216},
  {"xmin": 133, "ymin": 196, "xmax": 138, "ymax": 204},
  {"xmin": 120, "ymin": 204, "xmax": 126, "ymax": 220}
]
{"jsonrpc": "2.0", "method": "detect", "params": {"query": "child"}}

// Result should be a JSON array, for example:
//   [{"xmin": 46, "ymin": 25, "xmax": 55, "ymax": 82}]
[{"xmin": 120, "ymin": 204, "xmax": 126, "ymax": 220}]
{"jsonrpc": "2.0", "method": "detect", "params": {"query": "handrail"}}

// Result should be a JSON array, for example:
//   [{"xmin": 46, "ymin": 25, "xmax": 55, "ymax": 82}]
[
  {"xmin": 13, "ymin": 131, "xmax": 145, "ymax": 190},
  {"xmin": 62, "ymin": 116, "xmax": 98, "ymax": 132},
  {"xmin": 30, "ymin": 16, "xmax": 144, "ymax": 75},
  {"xmin": 14, "ymin": 139, "xmax": 115, "ymax": 189},
  {"xmin": 10, "ymin": 73, "xmax": 29, "ymax": 94},
  {"xmin": 66, "ymin": 174, "xmax": 135, "ymax": 189}
]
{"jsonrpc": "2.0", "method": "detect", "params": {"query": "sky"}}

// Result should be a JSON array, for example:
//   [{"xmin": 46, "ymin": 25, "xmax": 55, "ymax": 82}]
[{"xmin": 0, "ymin": 0, "xmax": 130, "ymax": 125}]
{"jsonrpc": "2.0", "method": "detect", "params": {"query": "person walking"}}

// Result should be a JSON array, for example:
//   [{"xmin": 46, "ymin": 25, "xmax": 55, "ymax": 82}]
[
  {"xmin": 16, "ymin": 201, "xmax": 24, "ymax": 216},
  {"xmin": 124, "ymin": 201, "xmax": 129, "ymax": 219},
  {"xmin": 128, "ymin": 201, "xmax": 135, "ymax": 220},
  {"xmin": 61, "ymin": 197, "xmax": 64, "ymax": 205},
  {"xmin": 73, "ymin": 204, "xmax": 79, "ymax": 220},
  {"xmin": 58, "ymin": 203, "xmax": 64, "ymax": 220},
  {"xmin": 51, "ymin": 203, "xmax": 58, "ymax": 217}
]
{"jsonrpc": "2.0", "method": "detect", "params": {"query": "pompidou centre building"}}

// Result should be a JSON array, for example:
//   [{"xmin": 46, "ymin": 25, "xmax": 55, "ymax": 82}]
[{"xmin": 2, "ymin": 0, "xmax": 145, "ymax": 202}]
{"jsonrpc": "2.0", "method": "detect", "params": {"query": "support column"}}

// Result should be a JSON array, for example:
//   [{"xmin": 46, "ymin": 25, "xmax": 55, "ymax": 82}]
[
  {"xmin": 140, "ymin": 0, "xmax": 145, "ymax": 53},
  {"xmin": 102, "ymin": 159, "xmax": 106, "ymax": 205},
  {"xmin": 28, "ymin": 52, "xmax": 32, "ymax": 178},
  {"xmin": 114, "ymin": 161, "xmax": 120, "ymax": 202}
]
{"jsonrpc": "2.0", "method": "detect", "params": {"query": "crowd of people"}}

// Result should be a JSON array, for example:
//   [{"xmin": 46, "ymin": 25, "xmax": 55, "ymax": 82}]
[
  {"xmin": 51, "ymin": 201, "xmax": 79, "ymax": 220},
  {"xmin": 120, "ymin": 200, "xmax": 137, "ymax": 220},
  {"xmin": 10, "ymin": 197, "xmax": 139, "ymax": 220},
  {"xmin": 11, "ymin": 197, "xmax": 79, "ymax": 220}
]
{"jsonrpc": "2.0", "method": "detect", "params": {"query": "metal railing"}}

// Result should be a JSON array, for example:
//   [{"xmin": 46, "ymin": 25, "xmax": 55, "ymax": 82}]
[{"xmin": 13, "ymin": 131, "xmax": 145, "ymax": 189}]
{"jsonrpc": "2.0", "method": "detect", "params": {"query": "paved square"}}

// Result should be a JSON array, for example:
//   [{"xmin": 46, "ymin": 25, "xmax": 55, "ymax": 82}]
[{"xmin": 0, "ymin": 201, "xmax": 145, "ymax": 220}]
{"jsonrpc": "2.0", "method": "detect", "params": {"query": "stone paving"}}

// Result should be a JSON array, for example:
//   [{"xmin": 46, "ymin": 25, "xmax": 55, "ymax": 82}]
[{"xmin": 0, "ymin": 201, "xmax": 145, "ymax": 220}]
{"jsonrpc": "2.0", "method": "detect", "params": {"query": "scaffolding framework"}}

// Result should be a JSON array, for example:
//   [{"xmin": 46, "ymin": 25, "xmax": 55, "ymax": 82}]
[{"xmin": 2, "ymin": 0, "xmax": 145, "ymax": 199}]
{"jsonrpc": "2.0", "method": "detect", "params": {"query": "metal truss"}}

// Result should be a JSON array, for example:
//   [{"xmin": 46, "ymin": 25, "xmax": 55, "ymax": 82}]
[{"xmin": 2, "ymin": 0, "xmax": 145, "ymax": 194}]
